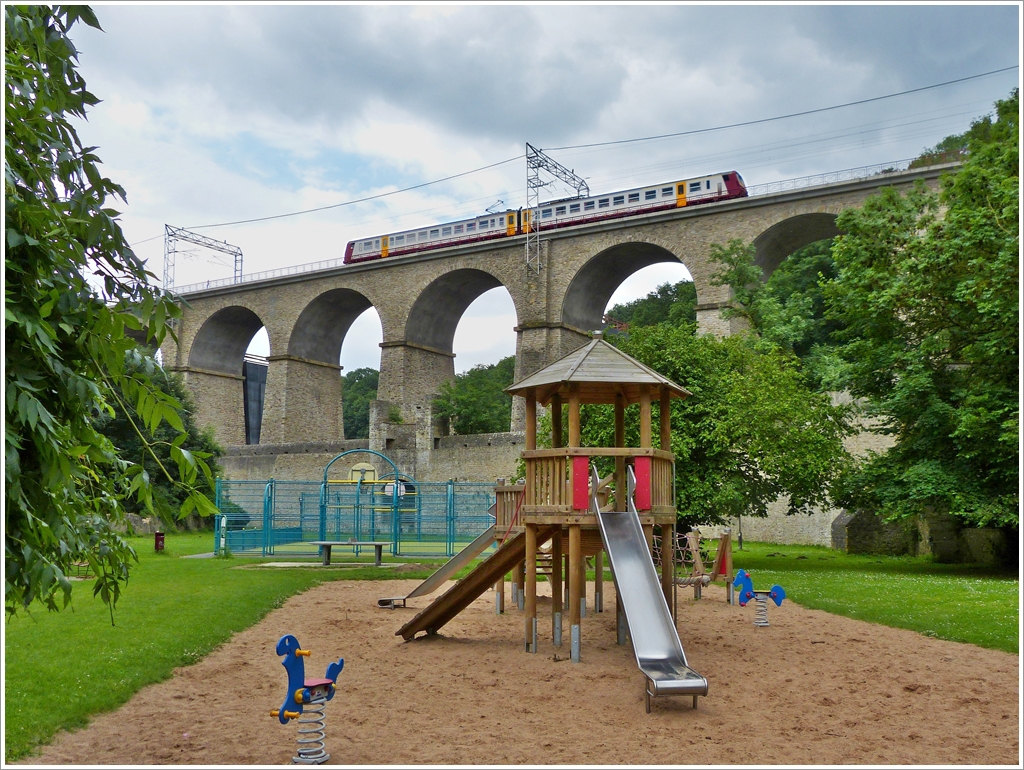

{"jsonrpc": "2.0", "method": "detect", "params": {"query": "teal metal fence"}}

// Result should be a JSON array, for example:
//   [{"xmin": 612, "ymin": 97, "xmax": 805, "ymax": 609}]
[{"xmin": 214, "ymin": 477, "xmax": 496, "ymax": 558}]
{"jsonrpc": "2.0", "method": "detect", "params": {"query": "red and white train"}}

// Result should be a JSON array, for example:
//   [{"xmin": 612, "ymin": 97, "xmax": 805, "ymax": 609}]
[{"xmin": 343, "ymin": 170, "xmax": 748, "ymax": 264}]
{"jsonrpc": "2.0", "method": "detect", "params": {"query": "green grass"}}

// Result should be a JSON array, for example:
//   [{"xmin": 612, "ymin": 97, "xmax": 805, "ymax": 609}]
[
  {"xmin": 725, "ymin": 541, "xmax": 1018, "ymax": 653},
  {"xmin": 5, "ymin": 534, "xmax": 1018, "ymax": 762},
  {"xmin": 3, "ymin": 531, "xmax": 445, "ymax": 763}
]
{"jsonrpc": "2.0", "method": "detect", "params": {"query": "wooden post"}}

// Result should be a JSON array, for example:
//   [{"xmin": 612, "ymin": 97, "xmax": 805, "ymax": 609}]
[
  {"xmin": 525, "ymin": 392, "xmax": 537, "ymax": 451},
  {"xmin": 660, "ymin": 388, "xmax": 672, "ymax": 451},
  {"xmin": 660, "ymin": 522, "xmax": 674, "ymax": 610},
  {"xmin": 552, "ymin": 528, "xmax": 563, "ymax": 644},
  {"xmin": 643, "ymin": 522, "xmax": 654, "ymax": 555},
  {"xmin": 551, "ymin": 393, "xmax": 562, "ymax": 448},
  {"xmin": 525, "ymin": 524, "xmax": 537, "ymax": 652},
  {"xmin": 568, "ymin": 384, "xmax": 581, "ymax": 448},
  {"xmin": 595, "ymin": 550, "xmax": 604, "ymax": 612},
  {"xmin": 578, "ymin": 550, "xmax": 587, "ymax": 618},
  {"xmin": 639, "ymin": 385, "xmax": 652, "ymax": 448},
  {"xmin": 614, "ymin": 393, "xmax": 625, "ymax": 511}
]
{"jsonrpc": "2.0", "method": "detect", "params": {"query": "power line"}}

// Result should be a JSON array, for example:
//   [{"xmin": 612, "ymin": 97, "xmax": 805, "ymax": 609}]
[
  {"xmin": 544, "ymin": 65, "xmax": 1018, "ymax": 152},
  {"xmin": 187, "ymin": 154, "xmax": 523, "ymax": 230},
  {"xmin": 135, "ymin": 64, "xmax": 1016, "ymax": 242}
]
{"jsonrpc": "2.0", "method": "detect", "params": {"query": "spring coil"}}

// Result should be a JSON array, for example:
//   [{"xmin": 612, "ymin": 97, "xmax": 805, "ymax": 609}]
[
  {"xmin": 753, "ymin": 596, "xmax": 770, "ymax": 627},
  {"xmin": 292, "ymin": 696, "xmax": 329, "ymax": 765}
]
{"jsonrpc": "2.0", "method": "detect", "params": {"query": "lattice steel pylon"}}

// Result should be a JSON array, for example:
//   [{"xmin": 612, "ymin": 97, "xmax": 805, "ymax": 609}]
[
  {"xmin": 163, "ymin": 224, "xmax": 243, "ymax": 291},
  {"xmin": 525, "ymin": 143, "xmax": 589, "ymax": 275}
]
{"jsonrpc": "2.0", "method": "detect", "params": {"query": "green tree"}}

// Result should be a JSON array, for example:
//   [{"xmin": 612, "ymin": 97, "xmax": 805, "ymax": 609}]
[
  {"xmin": 604, "ymin": 280, "xmax": 697, "ymax": 331},
  {"xmin": 5, "ymin": 6, "xmax": 217, "ymax": 617},
  {"xmin": 342, "ymin": 367, "xmax": 378, "ymax": 440},
  {"xmin": 95, "ymin": 361, "xmax": 223, "ymax": 526},
  {"xmin": 825, "ymin": 89, "xmax": 1018, "ymax": 528},
  {"xmin": 578, "ymin": 324, "xmax": 851, "ymax": 529},
  {"xmin": 434, "ymin": 356, "xmax": 516, "ymax": 435},
  {"xmin": 708, "ymin": 238, "xmax": 848, "ymax": 389}
]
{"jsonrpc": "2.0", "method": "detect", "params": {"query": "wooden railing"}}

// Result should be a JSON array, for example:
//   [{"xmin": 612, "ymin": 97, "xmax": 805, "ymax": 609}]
[
  {"xmin": 494, "ymin": 483, "xmax": 525, "ymax": 532},
  {"xmin": 519, "ymin": 448, "xmax": 675, "ymax": 514}
]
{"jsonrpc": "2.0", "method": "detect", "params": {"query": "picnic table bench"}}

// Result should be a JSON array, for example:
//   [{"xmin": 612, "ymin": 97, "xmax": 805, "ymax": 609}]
[{"xmin": 309, "ymin": 540, "xmax": 392, "ymax": 567}]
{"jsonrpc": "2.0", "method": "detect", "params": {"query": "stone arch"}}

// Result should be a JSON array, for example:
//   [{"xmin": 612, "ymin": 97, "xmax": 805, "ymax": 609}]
[
  {"xmin": 752, "ymin": 213, "xmax": 840, "ymax": 280},
  {"xmin": 405, "ymin": 268, "xmax": 507, "ymax": 353},
  {"xmin": 186, "ymin": 306, "xmax": 268, "ymax": 447},
  {"xmin": 288, "ymin": 288, "xmax": 375, "ymax": 365},
  {"xmin": 188, "ymin": 305, "xmax": 266, "ymax": 375},
  {"xmin": 263, "ymin": 288, "xmax": 381, "ymax": 445},
  {"xmin": 561, "ymin": 241, "xmax": 685, "ymax": 332}
]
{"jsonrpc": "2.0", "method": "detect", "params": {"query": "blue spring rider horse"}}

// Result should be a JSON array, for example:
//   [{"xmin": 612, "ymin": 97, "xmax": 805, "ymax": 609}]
[
  {"xmin": 732, "ymin": 569, "xmax": 786, "ymax": 627},
  {"xmin": 270, "ymin": 634, "xmax": 344, "ymax": 764}
]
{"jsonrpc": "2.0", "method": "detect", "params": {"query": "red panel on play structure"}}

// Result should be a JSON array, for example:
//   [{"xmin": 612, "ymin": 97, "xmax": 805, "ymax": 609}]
[
  {"xmin": 572, "ymin": 456, "xmax": 589, "ymax": 510},
  {"xmin": 633, "ymin": 457, "xmax": 652, "ymax": 511}
]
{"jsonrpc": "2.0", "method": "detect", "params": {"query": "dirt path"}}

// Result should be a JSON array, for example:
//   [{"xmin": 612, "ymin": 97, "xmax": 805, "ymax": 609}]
[{"xmin": 28, "ymin": 579, "xmax": 1019, "ymax": 765}]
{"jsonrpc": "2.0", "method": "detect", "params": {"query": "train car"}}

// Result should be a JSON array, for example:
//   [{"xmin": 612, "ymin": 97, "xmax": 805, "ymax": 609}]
[{"xmin": 343, "ymin": 171, "xmax": 747, "ymax": 264}]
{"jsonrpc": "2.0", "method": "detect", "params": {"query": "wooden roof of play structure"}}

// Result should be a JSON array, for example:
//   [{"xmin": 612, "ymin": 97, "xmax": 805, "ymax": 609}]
[{"xmin": 505, "ymin": 333, "xmax": 692, "ymax": 406}]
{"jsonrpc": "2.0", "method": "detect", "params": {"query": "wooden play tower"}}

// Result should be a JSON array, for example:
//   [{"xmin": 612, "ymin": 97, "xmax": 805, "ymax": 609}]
[{"xmin": 496, "ymin": 331, "xmax": 690, "ymax": 654}]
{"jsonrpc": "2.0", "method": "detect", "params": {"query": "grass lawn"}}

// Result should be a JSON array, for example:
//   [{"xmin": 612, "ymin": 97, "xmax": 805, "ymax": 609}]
[
  {"xmin": 725, "ymin": 541, "xmax": 1019, "ymax": 653},
  {"xmin": 5, "ymin": 532, "xmax": 1018, "ymax": 762},
  {"xmin": 3, "ymin": 530, "xmax": 444, "ymax": 763}
]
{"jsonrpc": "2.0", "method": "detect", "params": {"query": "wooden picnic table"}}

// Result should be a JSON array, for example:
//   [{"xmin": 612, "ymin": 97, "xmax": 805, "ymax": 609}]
[{"xmin": 309, "ymin": 540, "xmax": 392, "ymax": 567}]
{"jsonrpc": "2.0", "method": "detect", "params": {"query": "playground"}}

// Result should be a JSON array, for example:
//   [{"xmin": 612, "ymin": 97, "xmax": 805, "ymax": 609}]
[
  {"xmin": 18, "ymin": 338, "xmax": 1017, "ymax": 765},
  {"xmin": 27, "ymin": 576, "xmax": 1018, "ymax": 765}
]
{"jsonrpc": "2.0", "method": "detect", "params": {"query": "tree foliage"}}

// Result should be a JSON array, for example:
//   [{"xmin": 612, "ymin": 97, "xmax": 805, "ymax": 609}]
[
  {"xmin": 824, "ymin": 89, "xmax": 1019, "ymax": 528},
  {"xmin": 5, "ymin": 6, "xmax": 217, "ymax": 617},
  {"xmin": 95, "ymin": 361, "xmax": 223, "ymax": 526},
  {"xmin": 604, "ymin": 280, "xmax": 697, "ymax": 331},
  {"xmin": 434, "ymin": 356, "xmax": 516, "ymax": 435},
  {"xmin": 341, "ymin": 367, "xmax": 378, "ymax": 440}
]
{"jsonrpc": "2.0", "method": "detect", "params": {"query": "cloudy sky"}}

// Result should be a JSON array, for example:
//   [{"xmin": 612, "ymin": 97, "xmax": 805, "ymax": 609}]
[{"xmin": 70, "ymin": 4, "xmax": 1020, "ymax": 372}]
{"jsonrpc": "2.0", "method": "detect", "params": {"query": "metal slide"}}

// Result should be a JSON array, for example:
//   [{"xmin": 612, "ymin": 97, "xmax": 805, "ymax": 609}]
[
  {"xmin": 592, "ymin": 464, "xmax": 708, "ymax": 712},
  {"xmin": 396, "ymin": 525, "xmax": 556, "ymax": 641},
  {"xmin": 378, "ymin": 525, "xmax": 496, "ymax": 609}
]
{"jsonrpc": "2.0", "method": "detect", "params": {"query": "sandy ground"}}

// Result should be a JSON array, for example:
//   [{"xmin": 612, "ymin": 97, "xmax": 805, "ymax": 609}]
[{"xmin": 27, "ymin": 577, "xmax": 1019, "ymax": 766}]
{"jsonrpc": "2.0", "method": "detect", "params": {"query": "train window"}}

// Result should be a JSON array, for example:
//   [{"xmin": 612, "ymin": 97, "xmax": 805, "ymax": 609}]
[
  {"xmin": 542, "ymin": 209, "xmax": 552, "ymax": 218},
  {"xmin": 442, "ymin": 226, "xmax": 452, "ymax": 236},
  {"xmin": 430, "ymin": 229, "xmax": 439, "ymax": 238},
  {"xmin": 555, "ymin": 206, "xmax": 566, "ymax": 215},
  {"xmin": 677, "ymin": 184, "xmax": 685, "ymax": 195},
  {"xmin": 363, "ymin": 240, "xmax": 374, "ymax": 249},
  {"xmin": 454, "ymin": 224, "xmax": 463, "ymax": 234},
  {"xmin": 706, "ymin": 180, "xmax": 711, "ymax": 189},
  {"xmin": 478, "ymin": 220, "xmax": 488, "ymax": 229},
  {"xmin": 508, "ymin": 215, "xmax": 514, "ymax": 225},
  {"xmin": 645, "ymin": 190, "xmax": 657, "ymax": 200},
  {"xmin": 663, "ymin": 187, "xmax": 673, "ymax": 197},
  {"xmin": 584, "ymin": 200, "xmax": 595, "ymax": 210},
  {"xmin": 723, "ymin": 174, "xmax": 731, "ymax": 181},
  {"xmin": 628, "ymin": 193, "xmax": 640, "ymax": 203},
  {"xmin": 569, "ymin": 203, "xmax": 580, "ymax": 213},
  {"xmin": 466, "ymin": 222, "xmax": 475, "ymax": 232},
  {"xmin": 689, "ymin": 182, "xmax": 701, "ymax": 193},
  {"xmin": 613, "ymin": 196, "xmax": 624, "ymax": 205},
  {"xmin": 599, "ymin": 199, "xmax": 609, "ymax": 208},
  {"xmin": 394, "ymin": 235, "xmax": 404, "ymax": 244},
  {"xmin": 374, "ymin": 239, "xmax": 380, "ymax": 248},
  {"xmin": 419, "ymin": 231, "xmax": 428, "ymax": 240}
]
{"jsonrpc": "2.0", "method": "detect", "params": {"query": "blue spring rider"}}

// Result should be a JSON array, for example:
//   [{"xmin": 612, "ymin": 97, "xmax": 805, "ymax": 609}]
[
  {"xmin": 732, "ymin": 569, "xmax": 786, "ymax": 627},
  {"xmin": 270, "ymin": 634, "xmax": 344, "ymax": 764}
]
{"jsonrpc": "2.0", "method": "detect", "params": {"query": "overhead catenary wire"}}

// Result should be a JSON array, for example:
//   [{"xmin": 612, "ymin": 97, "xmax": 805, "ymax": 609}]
[
  {"xmin": 543, "ymin": 65, "xmax": 1018, "ymax": 152},
  {"xmin": 128, "ymin": 64, "xmax": 1016, "ymax": 250}
]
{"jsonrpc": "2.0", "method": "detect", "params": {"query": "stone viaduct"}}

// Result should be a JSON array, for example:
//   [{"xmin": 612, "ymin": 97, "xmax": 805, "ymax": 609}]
[{"xmin": 162, "ymin": 164, "xmax": 947, "ymax": 488}]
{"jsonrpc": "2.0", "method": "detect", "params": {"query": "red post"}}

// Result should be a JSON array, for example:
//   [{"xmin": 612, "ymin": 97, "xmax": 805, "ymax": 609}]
[
  {"xmin": 572, "ymin": 456, "xmax": 590, "ymax": 510},
  {"xmin": 154, "ymin": 531, "xmax": 165, "ymax": 552},
  {"xmin": 633, "ymin": 457, "xmax": 652, "ymax": 511}
]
